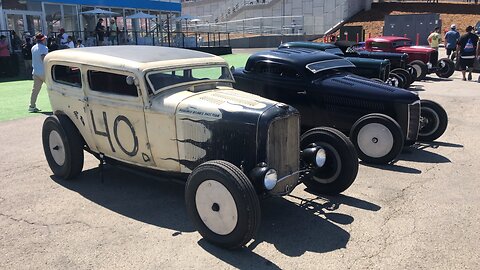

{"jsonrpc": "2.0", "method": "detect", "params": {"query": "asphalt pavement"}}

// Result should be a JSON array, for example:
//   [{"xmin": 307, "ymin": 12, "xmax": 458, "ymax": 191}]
[{"xmin": 1, "ymin": 54, "xmax": 479, "ymax": 269}]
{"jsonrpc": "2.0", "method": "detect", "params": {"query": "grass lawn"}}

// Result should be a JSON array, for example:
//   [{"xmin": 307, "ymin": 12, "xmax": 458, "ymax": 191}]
[{"xmin": 0, "ymin": 53, "xmax": 251, "ymax": 123}]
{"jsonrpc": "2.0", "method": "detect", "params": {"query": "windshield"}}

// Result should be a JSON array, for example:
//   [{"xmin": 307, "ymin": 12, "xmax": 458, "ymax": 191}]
[
  {"xmin": 306, "ymin": 59, "xmax": 356, "ymax": 74},
  {"xmin": 325, "ymin": 48, "xmax": 344, "ymax": 56},
  {"xmin": 146, "ymin": 65, "xmax": 233, "ymax": 93},
  {"xmin": 393, "ymin": 40, "xmax": 412, "ymax": 48}
]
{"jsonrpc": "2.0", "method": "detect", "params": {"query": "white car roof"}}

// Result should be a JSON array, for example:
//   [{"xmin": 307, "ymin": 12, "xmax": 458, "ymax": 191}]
[{"xmin": 45, "ymin": 46, "xmax": 227, "ymax": 72}]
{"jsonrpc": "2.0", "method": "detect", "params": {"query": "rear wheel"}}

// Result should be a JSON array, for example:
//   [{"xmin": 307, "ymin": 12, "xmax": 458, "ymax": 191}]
[
  {"xmin": 418, "ymin": 100, "xmax": 448, "ymax": 142},
  {"xmin": 300, "ymin": 127, "xmax": 358, "ymax": 195},
  {"xmin": 185, "ymin": 160, "xmax": 260, "ymax": 249},
  {"xmin": 350, "ymin": 113, "xmax": 404, "ymax": 164},
  {"xmin": 410, "ymin": 60, "xmax": 428, "ymax": 81},
  {"xmin": 42, "ymin": 115, "xmax": 84, "ymax": 180},
  {"xmin": 435, "ymin": 58, "xmax": 455, "ymax": 78}
]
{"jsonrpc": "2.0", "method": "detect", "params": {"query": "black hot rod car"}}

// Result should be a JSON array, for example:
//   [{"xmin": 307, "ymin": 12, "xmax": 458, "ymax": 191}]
[
  {"xmin": 279, "ymin": 41, "xmax": 415, "ymax": 89},
  {"xmin": 232, "ymin": 48, "xmax": 448, "ymax": 164}
]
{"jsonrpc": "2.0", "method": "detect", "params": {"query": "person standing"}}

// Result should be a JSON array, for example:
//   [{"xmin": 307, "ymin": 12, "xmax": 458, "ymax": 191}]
[
  {"xmin": 95, "ymin": 18, "xmax": 105, "ymax": 46},
  {"xmin": 21, "ymin": 37, "xmax": 33, "ymax": 75},
  {"xmin": 0, "ymin": 35, "xmax": 10, "ymax": 77},
  {"xmin": 58, "ymin": 28, "xmax": 69, "ymax": 48},
  {"xmin": 109, "ymin": 19, "xmax": 118, "ymax": 45},
  {"xmin": 444, "ymin": 24, "xmax": 460, "ymax": 60},
  {"xmin": 29, "ymin": 33, "xmax": 48, "ymax": 112},
  {"xmin": 427, "ymin": 26, "xmax": 441, "ymax": 50},
  {"xmin": 457, "ymin": 26, "xmax": 479, "ymax": 81}
]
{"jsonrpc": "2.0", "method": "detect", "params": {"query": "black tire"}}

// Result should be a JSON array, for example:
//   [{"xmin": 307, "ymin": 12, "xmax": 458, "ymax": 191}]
[
  {"xmin": 391, "ymin": 68, "xmax": 412, "ymax": 89},
  {"xmin": 350, "ymin": 113, "xmax": 404, "ymax": 164},
  {"xmin": 387, "ymin": 72, "xmax": 404, "ymax": 88},
  {"xmin": 418, "ymin": 100, "xmax": 448, "ymax": 142},
  {"xmin": 406, "ymin": 64, "xmax": 418, "ymax": 83},
  {"xmin": 435, "ymin": 58, "xmax": 455, "ymax": 78},
  {"xmin": 300, "ymin": 127, "xmax": 359, "ymax": 195},
  {"xmin": 42, "ymin": 115, "xmax": 84, "ymax": 180},
  {"xmin": 410, "ymin": 60, "xmax": 428, "ymax": 81},
  {"xmin": 185, "ymin": 160, "xmax": 261, "ymax": 249}
]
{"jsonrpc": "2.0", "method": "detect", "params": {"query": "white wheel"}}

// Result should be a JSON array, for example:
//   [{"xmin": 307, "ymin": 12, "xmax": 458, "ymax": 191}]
[
  {"xmin": 185, "ymin": 160, "xmax": 260, "ymax": 249},
  {"xmin": 357, "ymin": 123, "xmax": 394, "ymax": 158},
  {"xmin": 48, "ymin": 130, "xmax": 66, "ymax": 166},
  {"xmin": 350, "ymin": 113, "xmax": 404, "ymax": 164},
  {"xmin": 195, "ymin": 180, "xmax": 238, "ymax": 235}
]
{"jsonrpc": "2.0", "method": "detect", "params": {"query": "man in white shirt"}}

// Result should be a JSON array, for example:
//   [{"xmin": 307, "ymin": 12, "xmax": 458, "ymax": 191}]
[
  {"xmin": 58, "ymin": 28, "xmax": 69, "ymax": 48},
  {"xmin": 29, "ymin": 33, "xmax": 49, "ymax": 112}
]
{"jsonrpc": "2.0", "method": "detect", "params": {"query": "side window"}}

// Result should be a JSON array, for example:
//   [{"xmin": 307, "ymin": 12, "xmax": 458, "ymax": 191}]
[
  {"xmin": 371, "ymin": 42, "xmax": 390, "ymax": 50},
  {"xmin": 52, "ymin": 65, "xmax": 82, "ymax": 87},
  {"xmin": 253, "ymin": 62, "xmax": 299, "ymax": 78},
  {"xmin": 88, "ymin": 70, "xmax": 138, "ymax": 97}
]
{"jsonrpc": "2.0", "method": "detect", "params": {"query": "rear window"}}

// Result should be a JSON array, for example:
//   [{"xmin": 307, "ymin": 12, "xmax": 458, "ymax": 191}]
[
  {"xmin": 306, "ymin": 59, "xmax": 356, "ymax": 74},
  {"xmin": 88, "ymin": 70, "xmax": 138, "ymax": 97},
  {"xmin": 52, "ymin": 65, "xmax": 82, "ymax": 87}
]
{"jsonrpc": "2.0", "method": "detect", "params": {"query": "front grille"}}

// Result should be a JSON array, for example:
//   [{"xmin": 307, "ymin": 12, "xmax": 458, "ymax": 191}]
[
  {"xmin": 266, "ymin": 114, "xmax": 300, "ymax": 195},
  {"xmin": 383, "ymin": 63, "xmax": 391, "ymax": 81},
  {"xmin": 407, "ymin": 101, "xmax": 421, "ymax": 141},
  {"xmin": 430, "ymin": 50, "xmax": 439, "ymax": 66}
]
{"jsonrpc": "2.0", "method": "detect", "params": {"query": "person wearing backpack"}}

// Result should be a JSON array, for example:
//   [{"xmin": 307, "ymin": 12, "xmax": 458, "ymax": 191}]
[{"xmin": 457, "ymin": 26, "xmax": 479, "ymax": 81}]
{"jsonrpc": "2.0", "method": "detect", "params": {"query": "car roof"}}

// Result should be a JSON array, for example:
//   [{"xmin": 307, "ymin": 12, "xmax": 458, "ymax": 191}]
[
  {"xmin": 44, "ymin": 46, "xmax": 226, "ymax": 72},
  {"xmin": 245, "ymin": 48, "xmax": 345, "ymax": 71},
  {"xmin": 368, "ymin": 36, "xmax": 411, "ymax": 42},
  {"xmin": 279, "ymin": 41, "xmax": 337, "ymax": 50}
]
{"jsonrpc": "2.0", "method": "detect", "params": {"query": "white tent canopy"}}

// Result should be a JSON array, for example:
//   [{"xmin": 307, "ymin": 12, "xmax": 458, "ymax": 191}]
[
  {"xmin": 126, "ymin": 12, "xmax": 157, "ymax": 19},
  {"xmin": 80, "ymin": 8, "xmax": 119, "ymax": 15}
]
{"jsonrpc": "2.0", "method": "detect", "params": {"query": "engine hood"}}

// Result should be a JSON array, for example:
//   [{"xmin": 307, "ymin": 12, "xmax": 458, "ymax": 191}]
[
  {"xmin": 176, "ymin": 88, "xmax": 279, "ymax": 125},
  {"xmin": 315, "ymin": 74, "xmax": 419, "ymax": 103}
]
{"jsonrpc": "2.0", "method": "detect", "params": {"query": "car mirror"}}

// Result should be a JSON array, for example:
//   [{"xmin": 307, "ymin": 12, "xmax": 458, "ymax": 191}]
[
  {"xmin": 126, "ymin": 76, "xmax": 135, "ymax": 86},
  {"xmin": 230, "ymin": 66, "xmax": 235, "ymax": 72}
]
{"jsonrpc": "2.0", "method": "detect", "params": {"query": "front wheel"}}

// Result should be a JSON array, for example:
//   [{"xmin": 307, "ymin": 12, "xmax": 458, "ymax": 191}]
[
  {"xmin": 418, "ymin": 100, "xmax": 448, "ymax": 142},
  {"xmin": 350, "ymin": 113, "xmax": 404, "ymax": 164},
  {"xmin": 300, "ymin": 127, "xmax": 359, "ymax": 195},
  {"xmin": 410, "ymin": 60, "xmax": 428, "ymax": 81},
  {"xmin": 185, "ymin": 160, "xmax": 261, "ymax": 249},
  {"xmin": 386, "ymin": 73, "xmax": 404, "ymax": 88},
  {"xmin": 42, "ymin": 115, "xmax": 84, "ymax": 180},
  {"xmin": 435, "ymin": 58, "xmax": 455, "ymax": 78},
  {"xmin": 391, "ymin": 68, "xmax": 412, "ymax": 89}
]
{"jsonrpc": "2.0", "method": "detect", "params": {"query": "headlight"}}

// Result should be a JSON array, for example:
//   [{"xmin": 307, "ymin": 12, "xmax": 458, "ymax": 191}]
[
  {"xmin": 315, "ymin": 147, "xmax": 326, "ymax": 168},
  {"xmin": 301, "ymin": 143, "xmax": 327, "ymax": 168},
  {"xmin": 264, "ymin": 169, "xmax": 277, "ymax": 190}
]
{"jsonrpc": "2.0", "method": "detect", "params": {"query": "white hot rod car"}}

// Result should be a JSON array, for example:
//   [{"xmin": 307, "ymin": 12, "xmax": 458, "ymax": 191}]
[{"xmin": 42, "ymin": 46, "xmax": 359, "ymax": 248}]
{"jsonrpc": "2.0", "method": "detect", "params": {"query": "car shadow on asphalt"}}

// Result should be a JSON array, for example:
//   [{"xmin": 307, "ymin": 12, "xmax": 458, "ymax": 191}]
[
  {"xmin": 50, "ymin": 164, "xmax": 381, "ymax": 264},
  {"xmin": 423, "ymin": 76, "xmax": 454, "ymax": 82},
  {"xmin": 360, "ymin": 141, "xmax": 462, "ymax": 173}
]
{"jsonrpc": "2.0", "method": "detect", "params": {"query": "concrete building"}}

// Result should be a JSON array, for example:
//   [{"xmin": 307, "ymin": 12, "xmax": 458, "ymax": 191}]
[{"xmin": 182, "ymin": 0, "xmax": 373, "ymax": 35}]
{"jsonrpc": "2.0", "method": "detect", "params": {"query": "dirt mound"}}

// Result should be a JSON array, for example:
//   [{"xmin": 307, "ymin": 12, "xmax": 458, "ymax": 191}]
[{"xmin": 319, "ymin": 2, "xmax": 480, "ymax": 41}]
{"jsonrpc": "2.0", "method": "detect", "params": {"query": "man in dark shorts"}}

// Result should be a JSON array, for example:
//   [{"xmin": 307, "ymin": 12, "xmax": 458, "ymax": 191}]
[
  {"xmin": 457, "ymin": 26, "xmax": 479, "ymax": 81},
  {"xmin": 444, "ymin": 24, "xmax": 460, "ymax": 59},
  {"xmin": 95, "ymin": 18, "xmax": 105, "ymax": 45}
]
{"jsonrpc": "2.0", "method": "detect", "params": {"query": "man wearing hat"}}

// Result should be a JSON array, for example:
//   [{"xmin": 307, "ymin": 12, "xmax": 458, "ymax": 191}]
[
  {"xmin": 444, "ymin": 24, "xmax": 460, "ymax": 60},
  {"xmin": 28, "ymin": 33, "xmax": 48, "ymax": 113}
]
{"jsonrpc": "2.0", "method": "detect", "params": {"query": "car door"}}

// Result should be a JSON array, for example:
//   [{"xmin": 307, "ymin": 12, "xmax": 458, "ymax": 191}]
[{"xmin": 85, "ymin": 68, "xmax": 155, "ymax": 166}]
